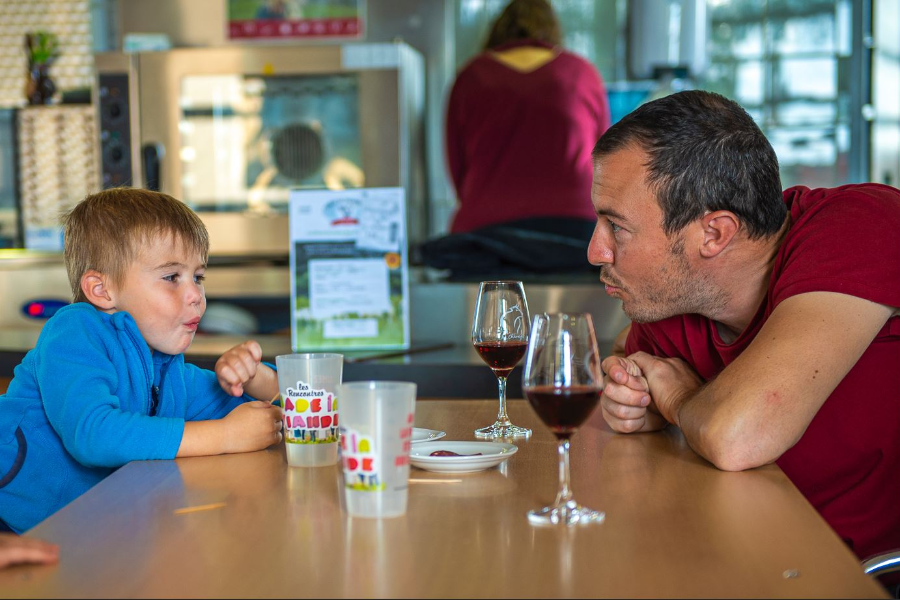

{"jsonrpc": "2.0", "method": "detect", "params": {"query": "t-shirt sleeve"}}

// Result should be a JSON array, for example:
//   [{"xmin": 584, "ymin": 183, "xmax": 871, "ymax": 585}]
[
  {"xmin": 35, "ymin": 311, "xmax": 185, "ymax": 467},
  {"xmin": 624, "ymin": 321, "xmax": 658, "ymax": 355},
  {"xmin": 624, "ymin": 316, "xmax": 701, "ymax": 358},
  {"xmin": 622, "ymin": 316, "xmax": 726, "ymax": 381},
  {"xmin": 773, "ymin": 185, "xmax": 900, "ymax": 309}
]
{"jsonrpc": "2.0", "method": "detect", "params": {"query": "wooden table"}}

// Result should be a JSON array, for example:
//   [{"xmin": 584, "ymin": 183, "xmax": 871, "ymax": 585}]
[{"xmin": 0, "ymin": 400, "xmax": 886, "ymax": 598}]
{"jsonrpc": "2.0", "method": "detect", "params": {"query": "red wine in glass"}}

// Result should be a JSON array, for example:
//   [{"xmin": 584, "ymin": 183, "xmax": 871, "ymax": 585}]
[
  {"xmin": 522, "ymin": 312, "xmax": 605, "ymax": 525},
  {"xmin": 474, "ymin": 340, "xmax": 528, "ymax": 378},
  {"xmin": 471, "ymin": 281, "xmax": 532, "ymax": 439},
  {"xmin": 525, "ymin": 385, "xmax": 601, "ymax": 439}
]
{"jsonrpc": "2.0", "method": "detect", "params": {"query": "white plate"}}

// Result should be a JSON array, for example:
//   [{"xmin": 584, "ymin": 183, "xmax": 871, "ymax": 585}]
[
  {"xmin": 410, "ymin": 441, "xmax": 518, "ymax": 473},
  {"xmin": 411, "ymin": 428, "xmax": 446, "ymax": 444}
]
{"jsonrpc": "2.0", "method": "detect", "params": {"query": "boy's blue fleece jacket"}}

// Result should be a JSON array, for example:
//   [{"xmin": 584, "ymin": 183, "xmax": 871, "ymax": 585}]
[{"xmin": 0, "ymin": 303, "xmax": 252, "ymax": 532}]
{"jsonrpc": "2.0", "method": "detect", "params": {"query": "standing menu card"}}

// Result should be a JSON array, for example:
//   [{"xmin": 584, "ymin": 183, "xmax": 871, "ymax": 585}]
[{"xmin": 288, "ymin": 187, "xmax": 410, "ymax": 351}]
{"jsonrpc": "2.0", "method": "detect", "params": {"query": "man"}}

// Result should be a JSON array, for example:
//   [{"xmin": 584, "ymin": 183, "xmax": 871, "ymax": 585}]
[{"xmin": 590, "ymin": 90, "xmax": 900, "ymax": 562}]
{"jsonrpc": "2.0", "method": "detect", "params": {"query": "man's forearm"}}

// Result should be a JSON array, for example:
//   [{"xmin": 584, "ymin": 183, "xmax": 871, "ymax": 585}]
[
  {"xmin": 663, "ymin": 294, "xmax": 895, "ymax": 472},
  {"xmin": 668, "ymin": 383, "xmax": 783, "ymax": 472}
]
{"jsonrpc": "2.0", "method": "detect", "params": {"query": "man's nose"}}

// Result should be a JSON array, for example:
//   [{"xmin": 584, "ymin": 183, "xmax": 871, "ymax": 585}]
[{"xmin": 587, "ymin": 223, "xmax": 614, "ymax": 266}]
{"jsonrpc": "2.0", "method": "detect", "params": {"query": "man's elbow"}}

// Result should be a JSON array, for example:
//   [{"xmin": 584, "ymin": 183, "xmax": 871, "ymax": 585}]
[
  {"xmin": 699, "ymin": 419, "xmax": 780, "ymax": 472},
  {"xmin": 706, "ymin": 447, "xmax": 765, "ymax": 472}
]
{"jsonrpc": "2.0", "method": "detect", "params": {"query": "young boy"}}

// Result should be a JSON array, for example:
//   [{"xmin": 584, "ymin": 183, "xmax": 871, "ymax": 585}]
[{"xmin": 0, "ymin": 188, "xmax": 283, "ymax": 534}]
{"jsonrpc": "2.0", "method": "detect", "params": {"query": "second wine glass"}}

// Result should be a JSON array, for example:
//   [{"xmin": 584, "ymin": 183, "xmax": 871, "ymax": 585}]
[
  {"xmin": 522, "ymin": 312, "xmax": 605, "ymax": 525},
  {"xmin": 471, "ymin": 281, "xmax": 532, "ymax": 438}
]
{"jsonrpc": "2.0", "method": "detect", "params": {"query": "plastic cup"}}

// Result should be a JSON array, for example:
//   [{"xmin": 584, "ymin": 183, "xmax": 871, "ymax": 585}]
[
  {"xmin": 338, "ymin": 381, "xmax": 417, "ymax": 518},
  {"xmin": 276, "ymin": 353, "xmax": 343, "ymax": 467}
]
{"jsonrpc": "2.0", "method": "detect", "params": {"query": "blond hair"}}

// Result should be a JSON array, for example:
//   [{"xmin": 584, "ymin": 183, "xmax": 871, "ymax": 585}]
[
  {"xmin": 484, "ymin": 0, "xmax": 561, "ymax": 51},
  {"xmin": 62, "ymin": 188, "xmax": 209, "ymax": 303}
]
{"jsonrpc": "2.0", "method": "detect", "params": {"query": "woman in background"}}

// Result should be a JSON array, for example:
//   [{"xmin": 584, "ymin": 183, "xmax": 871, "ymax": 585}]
[{"xmin": 445, "ymin": 0, "xmax": 611, "ymax": 234}]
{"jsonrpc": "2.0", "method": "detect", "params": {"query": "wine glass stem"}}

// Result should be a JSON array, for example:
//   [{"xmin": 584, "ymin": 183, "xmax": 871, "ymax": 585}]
[
  {"xmin": 555, "ymin": 438, "xmax": 573, "ymax": 508},
  {"xmin": 495, "ymin": 375, "xmax": 512, "ymax": 427}
]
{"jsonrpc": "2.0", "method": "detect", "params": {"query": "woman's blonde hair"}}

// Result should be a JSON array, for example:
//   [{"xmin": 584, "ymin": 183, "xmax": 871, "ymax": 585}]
[
  {"xmin": 484, "ymin": 0, "xmax": 561, "ymax": 50},
  {"xmin": 62, "ymin": 188, "xmax": 209, "ymax": 303}
]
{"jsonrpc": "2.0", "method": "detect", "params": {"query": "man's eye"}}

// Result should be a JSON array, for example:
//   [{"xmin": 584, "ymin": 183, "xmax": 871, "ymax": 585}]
[{"xmin": 609, "ymin": 221, "xmax": 622, "ymax": 233}]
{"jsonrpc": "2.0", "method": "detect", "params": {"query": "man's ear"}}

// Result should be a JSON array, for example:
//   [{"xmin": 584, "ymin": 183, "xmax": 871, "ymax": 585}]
[
  {"xmin": 698, "ymin": 211, "xmax": 740, "ymax": 258},
  {"xmin": 81, "ymin": 270, "xmax": 115, "ymax": 310}
]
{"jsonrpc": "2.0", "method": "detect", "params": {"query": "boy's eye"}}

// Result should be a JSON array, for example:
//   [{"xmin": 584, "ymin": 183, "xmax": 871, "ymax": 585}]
[
  {"xmin": 162, "ymin": 274, "xmax": 178, "ymax": 283},
  {"xmin": 194, "ymin": 274, "xmax": 206, "ymax": 284}
]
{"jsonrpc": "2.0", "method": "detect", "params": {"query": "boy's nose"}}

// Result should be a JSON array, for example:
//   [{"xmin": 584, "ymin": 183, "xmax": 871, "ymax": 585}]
[{"xmin": 186, "ymin": 283, "xmax": 204, "ymax": 305}]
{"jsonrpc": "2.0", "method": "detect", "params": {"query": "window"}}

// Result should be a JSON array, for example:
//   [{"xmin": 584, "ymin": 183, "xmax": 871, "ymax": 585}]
[
  {"xmin": 871, "ymin": 0, "xmax": 900, "ymax": 186},
  {"xmin": 454, "ymin": 0, "xmax": 621, "ymax": 81},
  {"xmin": 704, "ymin": 0, "xmax": 855, "ymax": 188}
]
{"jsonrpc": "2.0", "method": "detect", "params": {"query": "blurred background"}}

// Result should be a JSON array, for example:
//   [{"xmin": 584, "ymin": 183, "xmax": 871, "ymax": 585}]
[
  {"xmin": 0, "ymin": 0, "xmax": 895, "ymax": 396},
  {"xmin": 0, "ymin": 0, "xmax": 894, "ymax": 350},
  {"xmin": 0, "ymin": 0, "xmax": 896, "ymax": 251}
]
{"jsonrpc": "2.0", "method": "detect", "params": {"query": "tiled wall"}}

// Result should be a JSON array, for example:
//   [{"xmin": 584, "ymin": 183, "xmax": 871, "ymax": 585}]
[
  {"xmin": 0, "ymin": 0, "xmax": 94, "ymax": 107},
  {"xmin": 18, "ymin": 105, "xmax": 98, "ymax": 249}
]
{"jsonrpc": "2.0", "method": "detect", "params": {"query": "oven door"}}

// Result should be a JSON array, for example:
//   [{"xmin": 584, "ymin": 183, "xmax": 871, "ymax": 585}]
[{"xmin": 133, "ymin": 46, "xmax": 409, "ymax": 258}]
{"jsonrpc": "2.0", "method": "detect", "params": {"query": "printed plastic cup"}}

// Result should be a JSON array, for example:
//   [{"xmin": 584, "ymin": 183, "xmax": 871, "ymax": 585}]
[
  {"xmin": 276, "ymin": 353, "xmax": 343, "ymax": 467},
  {"xmin": 338, "ymin": 381, "xmax": 417, "ymax": 518}
]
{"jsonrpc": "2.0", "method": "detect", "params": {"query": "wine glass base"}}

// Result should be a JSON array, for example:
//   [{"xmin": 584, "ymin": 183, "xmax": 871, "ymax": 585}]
[
  {"xmin": 474, "ymin": 423, "xmax": 532, "ymax": 439},
  {"xmin": 527, "ymin": 502, "xmax": 605, "ymax": 526}
]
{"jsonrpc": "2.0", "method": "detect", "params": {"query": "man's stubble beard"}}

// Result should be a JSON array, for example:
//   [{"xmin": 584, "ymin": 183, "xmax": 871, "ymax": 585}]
[{"xmin": 621, "ymin": 234, "xmax": 728, "ymax": 324}]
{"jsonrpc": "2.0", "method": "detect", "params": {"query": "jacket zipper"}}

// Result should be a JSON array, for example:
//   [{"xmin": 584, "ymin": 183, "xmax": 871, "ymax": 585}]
[
  {"xmin": 123, "ymin": 323, "xmax": 154, "ymax": 416},
  {"xmin": 149, "ymin": 385, "xmax": 160, "ymax": 416}
]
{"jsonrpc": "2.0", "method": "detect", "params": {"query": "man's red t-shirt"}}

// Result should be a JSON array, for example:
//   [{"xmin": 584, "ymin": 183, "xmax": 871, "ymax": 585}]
[{"xmin": 625, "ymin": 184, "xmax": 900, "ymax": 560}]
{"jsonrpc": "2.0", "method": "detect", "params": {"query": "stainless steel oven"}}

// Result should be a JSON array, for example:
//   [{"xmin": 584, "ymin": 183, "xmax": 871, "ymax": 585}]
[{"xmin": 93, "ymin": 43, "xmax": 426, "ymax": 257}]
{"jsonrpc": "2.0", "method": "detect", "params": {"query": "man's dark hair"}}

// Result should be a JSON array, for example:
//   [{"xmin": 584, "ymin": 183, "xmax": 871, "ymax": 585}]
[{"xmin": 592, "ymin": 90, "xmax": 786, "ymax": 239}]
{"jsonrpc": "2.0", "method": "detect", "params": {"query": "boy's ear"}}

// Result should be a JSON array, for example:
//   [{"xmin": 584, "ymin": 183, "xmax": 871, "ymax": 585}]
[{"xmin": 81, "ymin": 270, "xmax": 115, "ymax": 310}]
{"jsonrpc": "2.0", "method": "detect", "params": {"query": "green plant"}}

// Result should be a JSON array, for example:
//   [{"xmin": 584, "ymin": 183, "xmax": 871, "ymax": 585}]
[{"xmin": 25, "ymin": 31, "xmax": 59, "ymax": 66}]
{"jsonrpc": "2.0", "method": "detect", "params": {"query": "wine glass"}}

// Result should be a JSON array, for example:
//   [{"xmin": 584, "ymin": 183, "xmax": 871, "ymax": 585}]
[
  {"xmin": 522, "ymin": 312, "xmax": 605, "ymax": 525},
  {"xmin": 471, "ymin": 281, "xmax": 532, "ymax": 438}
]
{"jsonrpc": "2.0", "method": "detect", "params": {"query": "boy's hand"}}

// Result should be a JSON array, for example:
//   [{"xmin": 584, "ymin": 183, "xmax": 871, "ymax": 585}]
[
  {"xmin": 216, "ymin": 341, "xmax": 264, "ymax": 397},
  {"xmin": 221, "ymin": 401, "xmax": 283, "ymax": 454},
  {"xmin": 0, "ymin": 533, "xmax": 59, "ymax": 569}
]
